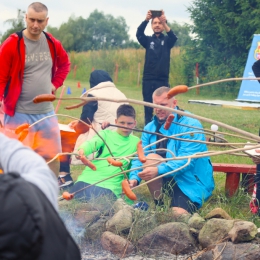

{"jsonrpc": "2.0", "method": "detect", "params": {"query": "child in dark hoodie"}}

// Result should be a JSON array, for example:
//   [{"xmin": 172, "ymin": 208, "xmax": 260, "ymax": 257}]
[{"xmin": 59, "ymin": 70, "xmax": 127, "ymax": 187}]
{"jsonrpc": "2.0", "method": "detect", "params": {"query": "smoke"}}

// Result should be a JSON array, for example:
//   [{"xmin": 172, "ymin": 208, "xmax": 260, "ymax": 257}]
[{"xmin": 59, "ymin": 211, "xmax": 85, "ymax": 246}]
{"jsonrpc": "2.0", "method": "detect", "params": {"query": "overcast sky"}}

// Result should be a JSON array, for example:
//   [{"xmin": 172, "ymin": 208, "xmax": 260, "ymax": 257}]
[{"xmin": 0, "ymin": 0, "xmax": 194, "ymax": 41}]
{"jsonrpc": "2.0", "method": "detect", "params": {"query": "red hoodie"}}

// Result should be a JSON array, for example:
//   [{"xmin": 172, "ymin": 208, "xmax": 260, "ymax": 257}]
[{"xmin": 0, "ymin": 30, "xmax": 70, "ymax": 116}]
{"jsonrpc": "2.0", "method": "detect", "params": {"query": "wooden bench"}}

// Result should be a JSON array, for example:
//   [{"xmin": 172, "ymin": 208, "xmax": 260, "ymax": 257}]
[{"xmin": 212, "ymin": 163, "xmax": 256, "ymax": 197}]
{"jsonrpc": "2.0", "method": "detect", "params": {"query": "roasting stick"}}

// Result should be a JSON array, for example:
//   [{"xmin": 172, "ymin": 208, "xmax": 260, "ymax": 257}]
[
  {"xmin": 33, "ymin": 94, "xmax": 260, "ymax": 142},
  {"xmin": 58, "ymin": 143, "xmax": 260, "ymax": 201},
  {"xmin": 188, "ymin": 77, "xmax": 260, "ymax": 90}
]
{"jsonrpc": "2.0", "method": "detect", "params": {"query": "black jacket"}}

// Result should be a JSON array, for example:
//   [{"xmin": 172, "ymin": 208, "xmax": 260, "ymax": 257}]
[
  {"xmin": 0, "ymin": 172, "xmax": 81, "ymax": 260},
  {"xmin": 136, "ymin": 21, "xmax": 177, "ymax": 82},
  {"xmin": 252, "ymin": 59, "xmax": 260, "ymax": 83}
]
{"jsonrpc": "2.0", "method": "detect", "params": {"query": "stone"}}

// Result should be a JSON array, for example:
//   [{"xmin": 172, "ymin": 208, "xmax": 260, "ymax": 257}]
[
  {"xmin": 106, "ymin": 208, "xmax": 133, "ymax": 233},
  {"xmin": 74, "ymin": 210, "xmax": 100, "ymax": 226},
  {"xmin": 101, "ymin": 231, "xmax": 135, "ymax": 257},
  {"xmin": 197, "ymin": 242, "xmax": 260, "ymax": 260},
  {"xmin": 188, "ymin": 213, "xmax": 206, "ymax": 230},
  {"xmin": 137, "ymin": 222, "xmax": 197, "ymax": 255},
  {"xmin": 112, "ymin": 198, "xmax": 134, "ymax": 214},
  {"xmin": 205, "ymin": 208, "xmax": 232, "ymax": 220},
  {"xmin": 228, "ymin": 220, "xmax": 258, "ymax": 243},
  {"xmin": 199, "ymin": 218, "xmax": 234, "ymax": 248},
  {"xmin": 129, "ymin": 211, "xmax": 158, "ymax": 242},
  {"xmin": 85, "ymin": 216, "xmax": 109, "ymax": 241}
]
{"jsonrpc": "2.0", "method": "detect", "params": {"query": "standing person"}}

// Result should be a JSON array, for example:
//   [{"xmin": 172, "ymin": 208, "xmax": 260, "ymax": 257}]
[
  {"xmin": 68, "ymin": 104, "xmax": 139, "ymax": 202},
  {"xmin": 0, "ymin": 2, "xmax": 70, "ymax": 176},
  {"xmin": 59, "ymin": 70, "xmax": 127, "ymax": 187},
  {"xmin": 129, "ymin": 87, "xmax": 215, "ymax": 213},
  {"xmin": 250, "ymin": 61, "xmax": 260, "ymax": 215},
  {"xmin": 0, "ymin": 133, "xmax": 81, "ymax": 259},
  {"xmin": 137, "ymin": 10, "xmax": 178, "ymax": 125}
]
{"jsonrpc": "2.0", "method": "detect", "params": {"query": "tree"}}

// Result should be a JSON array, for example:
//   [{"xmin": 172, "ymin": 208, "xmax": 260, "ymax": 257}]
[
  {"xmin": 1, "ymin": 9, "xmax": 25, "ymax": 43},
  {"xmin": 185, "ymin": 0, "xmax": 260, "ymax": 93},
  {"xmin": 47, "ymin": 10, "xmax": 131, "ymax": 52},
  {"xmin": 167, "ymin": 21, "xmax": 192, "ymax": 46}
]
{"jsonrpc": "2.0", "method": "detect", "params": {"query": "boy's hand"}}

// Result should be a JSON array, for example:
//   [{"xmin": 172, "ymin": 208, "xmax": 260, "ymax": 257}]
[
  {"xmin": 101, "ymin": 121, "xmax": 110, "ymax": 130},
  {"xmin": 129, "ymin": 179, "xmax": 138, "ymax": 188},
  {"xmin": 76, "ymin": 149, "xmax": 84, "ymax": 159}
]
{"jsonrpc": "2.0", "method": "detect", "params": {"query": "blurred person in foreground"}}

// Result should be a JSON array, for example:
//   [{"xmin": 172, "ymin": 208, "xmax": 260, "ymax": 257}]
[
  {"xmin": 129, "ymin": 87, "xmax": 215, "ymax": 214},
  {"xmin": 0, "ymin": 133, "xmax": 81, "ymax": 260}
]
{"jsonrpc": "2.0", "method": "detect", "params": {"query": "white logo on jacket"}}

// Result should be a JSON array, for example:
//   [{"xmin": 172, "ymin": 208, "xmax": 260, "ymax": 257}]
[{"xmin": 150, "ymin": 42, "xmax": 155, "ymax": 50}]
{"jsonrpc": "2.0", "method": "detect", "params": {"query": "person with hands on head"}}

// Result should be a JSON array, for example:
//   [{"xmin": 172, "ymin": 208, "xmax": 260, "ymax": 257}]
[
  {"xmin": 66, "ymin": 104, "xmax": 139, "ymax": 203},
  {"xmin": 129, "ymin": 87, "xmax": 215, "ymax": 214},
  {"xmin": 137, "ymin": 10, "xmax": 178, "ymax": 125}
]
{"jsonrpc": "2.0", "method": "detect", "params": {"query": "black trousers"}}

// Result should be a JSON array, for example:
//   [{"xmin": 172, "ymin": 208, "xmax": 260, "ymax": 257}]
[
  {"xmin": 256, "ymin": 164, "xmax": 260, "ymax": 209},
  {"xmin": 163, "ymin": 178, "xmax": 198, "ymax": 213},
  {"xmin": 68, "ymin": 181, "xmax": 117, "ymax": 202},
  {"xmin": 142, "ymin": 79, "xmax": 169, "ymax": 125}
]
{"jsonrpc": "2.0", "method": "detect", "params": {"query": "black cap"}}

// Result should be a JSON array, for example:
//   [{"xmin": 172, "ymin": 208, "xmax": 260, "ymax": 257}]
[{"xmin": 89, "ymin": 70, "xmax": 113, "ymax": 88}]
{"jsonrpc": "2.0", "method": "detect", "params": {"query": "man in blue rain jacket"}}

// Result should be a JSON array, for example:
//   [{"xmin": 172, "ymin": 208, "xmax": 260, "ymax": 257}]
[{"xmin": 129, "ymin": 87, "xmax": 215, "ymax": 213}]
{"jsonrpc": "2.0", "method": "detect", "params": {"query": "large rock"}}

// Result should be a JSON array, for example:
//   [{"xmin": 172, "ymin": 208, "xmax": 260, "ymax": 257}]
[
  {"xmin": 74, "ymin": 210, "xmax": 100, "ymax": 226},
  {"xmin": 85, "ymin": 216, "xmax": 109, "ymax": 241},
  {"xmin": 188, "ymin": 213, "xmax": 206, "ymax": 230},
  {"xmin": 101, "ymin": 231, "xmax": 135, "ymax": 257},
  {"xmin": 106, "ymin": 207, "xmax": 133, "ymax": 233},
  {"xmin": 112, "ymin": 198, "xmax": 134, "ymax": 214},
  {"xmin": 197, "ymin": 242, "xmax": 260, "ymax": 260},
  {"xmin": 137, "ymin": 222, "xmax": 197, "ymax": 255},
  {"xmin": 205, "ymin": 208, "xmax": 232, "ymax": 220},
  {"xmin": 228, "ymin": 220, "xmax": 258, "ymax": 243},
  {"xmin": 129, "ymin": 210, "xmax": 158, "ymax": 242},
  {"xmin": 199, "ymin": 218, "xmax": 234, "ymax": 248}
]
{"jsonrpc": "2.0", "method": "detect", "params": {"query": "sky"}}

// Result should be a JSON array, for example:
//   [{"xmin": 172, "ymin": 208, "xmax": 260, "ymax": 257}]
[{"xmin": 0, "ymin": 0, "xmax": 194, "ymax": 41}]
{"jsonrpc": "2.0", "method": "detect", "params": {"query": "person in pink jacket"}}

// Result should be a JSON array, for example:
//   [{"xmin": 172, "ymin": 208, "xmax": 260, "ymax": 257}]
[{"xmin": 0, "ymin": 2, "xmax": 70, "ymax": 176}]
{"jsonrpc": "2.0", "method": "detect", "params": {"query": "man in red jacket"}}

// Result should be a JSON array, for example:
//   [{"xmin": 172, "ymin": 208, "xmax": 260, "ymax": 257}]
[{"xmin": 0, "ymin": 2, "xmax": 70, "ymax": 176}]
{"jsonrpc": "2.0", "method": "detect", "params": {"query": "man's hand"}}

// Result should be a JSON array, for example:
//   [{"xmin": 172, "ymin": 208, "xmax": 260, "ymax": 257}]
[
  {"xmin": 159, "ymin": 10, "xmax": 170, "ymax": 32},
  {"xmin": 51, "ymin": 85, "xmax": 57, "ymax": 95},
  {"xmin": 159, "ymin": 10, "xmax": 166, "ymax": 24},
  {"xmin": 101, "ymin": 121, "xmax": 110, "ymax": 130},
  {"xmin": 129, "ymin": 179, "xmax": 138, "ymax": 188},
  {"xmin": 145, "ymin": 10, "xmax": 152, "ymax": 21},
  {"xmin": 138, "ymin": 167, "xmax": 158, "ymax": 181},
  {"xmin": 68, "ymin": 120, "xmax": 78, "ymax": 130},
  {"xmin": 251, "ymin": 156, "xmax": 260, "ymax": 165}
]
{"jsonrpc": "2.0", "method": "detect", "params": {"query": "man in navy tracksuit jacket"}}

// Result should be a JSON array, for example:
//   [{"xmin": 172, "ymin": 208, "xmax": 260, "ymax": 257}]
[{"xmin": 136, "ymin": 10, "xmax": 177, "ymax": 125}]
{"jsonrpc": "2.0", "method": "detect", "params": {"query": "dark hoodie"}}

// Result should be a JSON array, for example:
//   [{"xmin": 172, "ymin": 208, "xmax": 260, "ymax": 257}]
[
  {"xmin": 75, "ymin": 70, "xmax": 113, "ymax": 134},
  {"xmin": 0, "ymin": 172, "xmax": 81, "ymax": 260}
]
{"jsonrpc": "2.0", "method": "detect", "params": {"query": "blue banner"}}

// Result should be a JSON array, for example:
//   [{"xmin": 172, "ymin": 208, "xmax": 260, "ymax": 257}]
[{"xmin": 237, "ymin": 34, "xmax": 260, "ymax": 102}]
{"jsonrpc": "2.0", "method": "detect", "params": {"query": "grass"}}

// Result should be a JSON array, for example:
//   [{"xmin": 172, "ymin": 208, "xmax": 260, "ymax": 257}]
[{"xmin": 57, "ymin": 79, "xmax": 260, "ymax": 226}]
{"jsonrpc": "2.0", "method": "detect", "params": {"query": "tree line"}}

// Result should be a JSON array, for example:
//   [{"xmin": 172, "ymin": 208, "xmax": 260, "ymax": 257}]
[{"xmin": 1, "ymin": 1, "xmax": 260, "ymax": 95}]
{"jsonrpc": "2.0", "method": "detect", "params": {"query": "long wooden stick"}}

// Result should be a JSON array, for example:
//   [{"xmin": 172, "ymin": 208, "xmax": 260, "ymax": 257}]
[
  {"xmin": 189, "ymin": 77, "xmax": 260, "ymax": 90},
  {"xmin": 59, "ymin": 96, "xmax": 260, "ymax": 142}
]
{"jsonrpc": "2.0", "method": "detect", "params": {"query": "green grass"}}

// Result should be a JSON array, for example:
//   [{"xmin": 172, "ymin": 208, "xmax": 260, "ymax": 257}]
[{"xmin": 57, "ymin": 79, "xmax": 260, "ymax": 226}]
